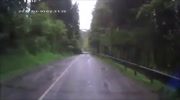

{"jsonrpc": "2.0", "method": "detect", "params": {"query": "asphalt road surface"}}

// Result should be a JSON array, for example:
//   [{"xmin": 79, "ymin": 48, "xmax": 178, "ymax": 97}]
[{"xmin": 0, "ymin": 54, "xmax": 159, "ymax": 100}]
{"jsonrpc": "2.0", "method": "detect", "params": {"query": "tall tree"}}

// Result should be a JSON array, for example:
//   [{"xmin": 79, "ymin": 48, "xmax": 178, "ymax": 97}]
[
  {"xmin": 90, "ymin": 0, "xmax": 179, "ymax": 72},
  {"xmin": 0, "ymin": 0, "xmax": 28, "ymax": 53}
]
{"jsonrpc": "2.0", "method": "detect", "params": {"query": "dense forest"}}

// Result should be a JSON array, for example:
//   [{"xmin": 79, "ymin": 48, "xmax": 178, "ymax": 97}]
[
  {"xmin": 0, "ymin": 0, "xmax": 80, "ymax": 55},
  {"xmin": 90, "ymin": 0, "xmax": 180, "ymax": 74},
  {"xmin": 0, "ymin": 0, "xmax": 80, "ymax": 79}
]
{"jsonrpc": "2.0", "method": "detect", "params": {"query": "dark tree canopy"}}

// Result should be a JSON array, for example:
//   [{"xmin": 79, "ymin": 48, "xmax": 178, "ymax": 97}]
[
  {"xmin": 90, "ymin": 0, "xmax": 180, "ymax": 73},
  {"xmin": 0, "ymin": 0, "xmax": 80, "ymax": 54}
]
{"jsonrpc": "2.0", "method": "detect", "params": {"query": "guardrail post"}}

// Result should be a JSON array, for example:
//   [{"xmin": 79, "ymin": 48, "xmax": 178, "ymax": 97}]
[
  {"xmin": 150, "ymin": 78, "xmax": 154, "ymax": 84},
  {"xmin": 124, "ymin": 66, "xmax": 127, "ymax": 71},
  {"xmin": 134, "ymin": 71, "xmax": 137, "ymax": 76}
]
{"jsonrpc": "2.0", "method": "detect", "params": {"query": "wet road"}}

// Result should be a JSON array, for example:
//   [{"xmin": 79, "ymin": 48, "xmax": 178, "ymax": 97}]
[{"xmin": 0, "ymin": 54, "xmax": 159, "ymax": 100}]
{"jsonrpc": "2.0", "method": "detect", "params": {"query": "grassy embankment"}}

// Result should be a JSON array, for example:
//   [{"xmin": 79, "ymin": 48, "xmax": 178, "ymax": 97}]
[
  {"xmin": 96, "ymin": 55, "xmax": 179, "ymax": 100},
  {"xmin": 0, "ymin": 51, "xmax": 73, "ymax": 80}
]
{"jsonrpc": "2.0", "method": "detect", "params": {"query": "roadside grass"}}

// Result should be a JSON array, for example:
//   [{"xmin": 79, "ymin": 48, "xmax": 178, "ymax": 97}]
[
  {"xmin": 0, "ymin": 51, "xmax": 73, "ymax": 80},
  {"xmin": 95, "ymin": 55, "xmax": 179, "ymax": 100}
]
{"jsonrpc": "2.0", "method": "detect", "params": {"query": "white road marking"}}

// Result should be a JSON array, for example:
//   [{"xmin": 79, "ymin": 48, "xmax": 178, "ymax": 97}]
[{"xmin": 38, "ymin": 57, "xmax": 79, "ymax": 100}]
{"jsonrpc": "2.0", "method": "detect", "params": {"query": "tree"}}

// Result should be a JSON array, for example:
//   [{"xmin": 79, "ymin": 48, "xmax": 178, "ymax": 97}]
[
  {"xmin": 90, "ymin": 0, "xmax": 180, "ymax": 72},
  {"xmin": 0, "ymin": 0, "xmax": 29, "ymax": 53},
  {"xmin": 29, "ymin": 2, "xmax": 68, "ymax": 53}
]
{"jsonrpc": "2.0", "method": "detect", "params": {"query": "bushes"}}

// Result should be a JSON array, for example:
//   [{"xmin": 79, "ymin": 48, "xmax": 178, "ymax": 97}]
[
  {"xmin": 0, "ymin": 2, "xmax": 80, "ymax": 79},
  {"xmin": 0, "ymin": 51, "xmax": 72, "ymax": 80},
  {"xmin": 0, "ymin": 2, "xmax": 80, "ymax": 55}
]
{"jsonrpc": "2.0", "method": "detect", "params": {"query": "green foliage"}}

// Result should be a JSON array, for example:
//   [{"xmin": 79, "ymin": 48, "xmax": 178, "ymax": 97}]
[
  {"xmin": 110, "ymin": 30, "xmax": 136, "ymax": 46},
  {"xmin": 90, "ymin": 0, "xmax": 180, "ymax": 73},
  {"xmin": 0, "ymin": 51, "xmax": 73, "ymax": 80},
  {"xmin": 33, "ymin": 18, "xmax": 68, "ymax": 52},
  {"xmin": 33, "ymin": 0, "xmax": 80, "ymax": 48},
  {"xmin": 0, "ymin": 0, "xmax": 81, "ymax": 80},
  {"xmin": 0, "ymin": 0, "xmax": 81, "ymax": 53}
]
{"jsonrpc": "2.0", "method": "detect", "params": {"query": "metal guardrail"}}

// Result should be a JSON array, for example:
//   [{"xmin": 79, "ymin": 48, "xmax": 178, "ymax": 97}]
[{"xmin": 100, "ymin": 53, "xmax": 180, "ymax": 85}]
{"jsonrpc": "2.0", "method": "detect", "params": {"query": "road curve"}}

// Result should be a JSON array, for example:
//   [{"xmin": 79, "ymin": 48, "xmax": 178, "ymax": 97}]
[{"xmin": 0, "ymin": 54, "xmax": 159, "ymax": 100}]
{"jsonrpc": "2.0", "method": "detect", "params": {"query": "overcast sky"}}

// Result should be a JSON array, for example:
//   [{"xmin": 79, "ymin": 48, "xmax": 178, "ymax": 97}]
[{"xmin": 72, "ymin": 0, "xmax": 97, "ymax": 30}]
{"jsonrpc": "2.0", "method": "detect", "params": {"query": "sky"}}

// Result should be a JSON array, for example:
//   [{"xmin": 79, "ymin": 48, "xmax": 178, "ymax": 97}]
[{"xmin": 72, "ymin": 0, "xmax": 97, "ymax": 30}]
